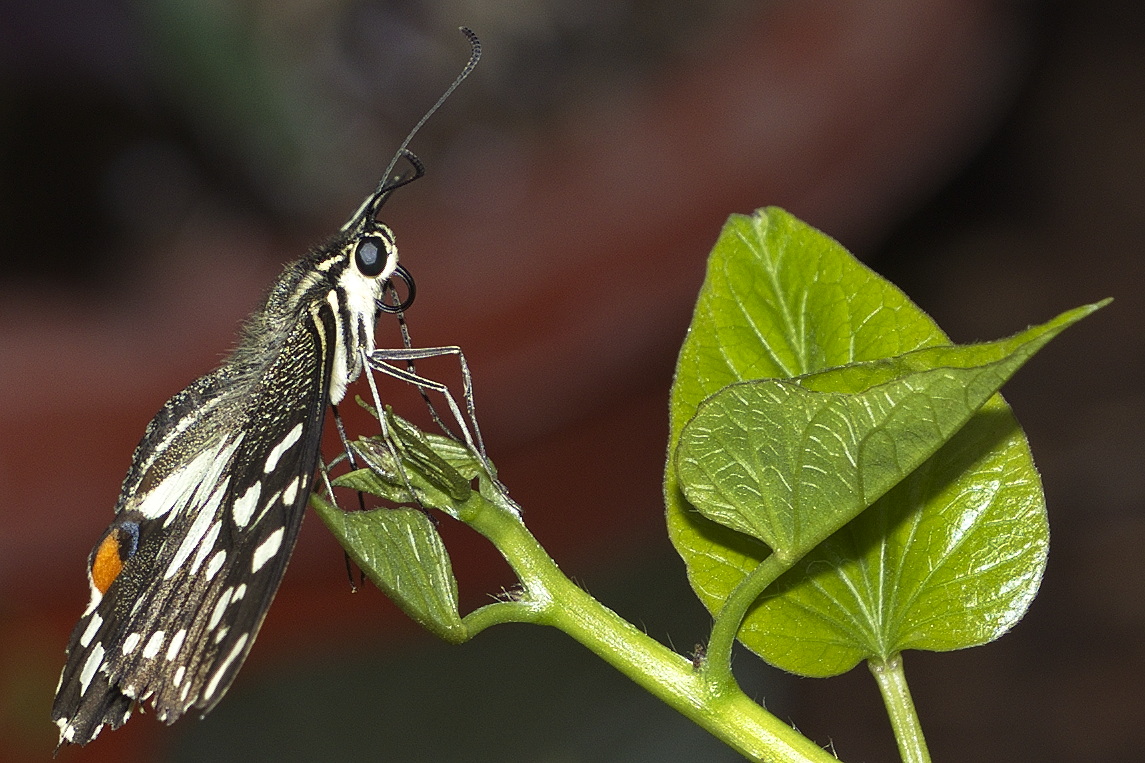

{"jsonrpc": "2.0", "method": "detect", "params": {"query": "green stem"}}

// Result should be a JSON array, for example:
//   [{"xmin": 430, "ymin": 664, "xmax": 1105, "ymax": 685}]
[
  {"xmin": 869, "ymin": 654, "xmax": 931, "ymax": 763},
  {"xmin": 467, "ymin": 500, "xmax": 837, "ymax": 763},
  {"xmin": 703, "ymin": 552, "xmax": 792, "ymax": 688},
  {"xmin": 461, "ymin": 600, "xmax": 539, "ymax": 634}
]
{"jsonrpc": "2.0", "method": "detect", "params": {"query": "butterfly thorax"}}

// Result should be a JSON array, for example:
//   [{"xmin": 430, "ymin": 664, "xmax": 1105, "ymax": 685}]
[
  {"xmin": 235, "ymin": 223, "xmax": 398, "ymax": 405},
  {"xmin": 114, "ymin": 222, "xmax": 396, "ymax": 520}
]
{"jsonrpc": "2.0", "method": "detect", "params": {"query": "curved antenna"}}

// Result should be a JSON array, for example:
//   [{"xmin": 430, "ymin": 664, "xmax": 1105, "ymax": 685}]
[{"xmin": 367, "ymin": 27, "xmax": 481, "ymax": 216}]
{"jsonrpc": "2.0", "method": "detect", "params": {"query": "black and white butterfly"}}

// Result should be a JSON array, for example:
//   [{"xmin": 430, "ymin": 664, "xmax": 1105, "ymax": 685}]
[{"xmin": 52, "ymin": 29, "xmax": 485, "ymax": 748}]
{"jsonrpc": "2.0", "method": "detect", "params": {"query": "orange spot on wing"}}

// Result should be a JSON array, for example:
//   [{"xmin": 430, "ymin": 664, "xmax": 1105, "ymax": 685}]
[{"xmin": 91, "ymin": 531, "xmax": 124, "ymax": 594}]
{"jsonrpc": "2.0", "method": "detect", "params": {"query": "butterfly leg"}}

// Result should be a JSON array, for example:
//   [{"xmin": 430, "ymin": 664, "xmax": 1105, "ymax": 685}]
[
  {"xmin": 364, "ymin": 346, "xmax": 517, "ymax": 511},
  {"xmin": 366, "ymin": 345, "xmax": 488, "ymax": 460}
]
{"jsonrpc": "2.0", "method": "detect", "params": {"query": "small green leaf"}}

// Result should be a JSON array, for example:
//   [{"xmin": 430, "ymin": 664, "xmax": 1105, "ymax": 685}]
[
  {"xmin": 354, "ymin": 398, "xmax": 484, "ymax": 481},
  {"xmin": 355, "ymin": 427, "xmax": 471, "ymax": 503},
  {"xmin": 332, "ymin": 465, "xmax": 405, "ymax": 501},
  {"xmin": 338, "ymin": 410, "xmax": 481, "ymax": 519},
  {"xmin": 311, "ymin": 493, "xmax": 467, "ymax": 642},
  {"xmin": 675, "ymin": 307, "xmax": 1096, "ymax": 558},
  {"xmin": 385, "ymin": 410, "xmax": 485, "ymax": 490}
]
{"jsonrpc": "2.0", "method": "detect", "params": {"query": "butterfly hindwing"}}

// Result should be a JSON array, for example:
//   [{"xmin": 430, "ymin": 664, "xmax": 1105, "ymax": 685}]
[{"xmin": 52, "ymin": 299, "xmax": 337, "ymax": 745}]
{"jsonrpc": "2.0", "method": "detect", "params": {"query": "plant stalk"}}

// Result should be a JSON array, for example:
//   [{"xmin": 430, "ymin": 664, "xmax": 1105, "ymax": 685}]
[
  {"xmin": 466, "ymin": 499, "xmax": 837, "ymax": 763},
  {"xmin": 869, "ymin": 654, "xmax": 931, "ymax": 763},
  {"xmin": 702, "ymin": 552, "xmax": 792, "ymax": 688}
]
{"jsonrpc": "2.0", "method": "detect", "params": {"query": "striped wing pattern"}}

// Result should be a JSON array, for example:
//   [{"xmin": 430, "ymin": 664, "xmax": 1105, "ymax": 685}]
[{"xmin": 52, "ymin": 300, "xmax": 338, "ymax": 745}]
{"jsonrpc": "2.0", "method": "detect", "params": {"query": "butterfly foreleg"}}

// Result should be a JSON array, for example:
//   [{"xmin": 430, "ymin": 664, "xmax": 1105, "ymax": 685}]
[
  {"xmin": 366, "ymin": 345, "xmax": 488, "ymax": 461},
  {"xmin": 363, "ymin": 346, "xmax": 518, "ymax": 513}
]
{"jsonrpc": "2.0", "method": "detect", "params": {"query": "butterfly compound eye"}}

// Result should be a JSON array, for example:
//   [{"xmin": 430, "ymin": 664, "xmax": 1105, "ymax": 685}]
[{"xmin": 354, "ymin": 235, "xmax": 393, "ymax": 277}]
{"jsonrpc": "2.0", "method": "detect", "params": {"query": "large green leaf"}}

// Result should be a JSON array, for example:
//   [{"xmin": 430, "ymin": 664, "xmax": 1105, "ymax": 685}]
[
  {"xmin": 665, "ymin": 207, "xmax": 1101, "ymax": 676},
  {"xmin": 666, "ymin": 208, "xmax": 948, "ymax": 619},
  {"xmin": 741, "ymin": 397, "xmax": 1043, "ymax": 676}
]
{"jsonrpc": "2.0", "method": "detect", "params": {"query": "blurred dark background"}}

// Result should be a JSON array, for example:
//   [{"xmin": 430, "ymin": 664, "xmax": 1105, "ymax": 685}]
[{"xmin": 1, "ymin": 0, "xmax": 1142, "ymax": 760}]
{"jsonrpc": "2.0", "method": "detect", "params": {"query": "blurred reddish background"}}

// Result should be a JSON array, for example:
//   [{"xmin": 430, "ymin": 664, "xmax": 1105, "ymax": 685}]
[{"xmin": 2, "ymin": 1, "xmax": 1143, "ymax": 761}]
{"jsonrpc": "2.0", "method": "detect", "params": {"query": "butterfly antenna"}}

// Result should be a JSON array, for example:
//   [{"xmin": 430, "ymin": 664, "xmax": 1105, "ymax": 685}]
[{"xmin": 374, "ymin": 27, "xmax": 481, "ymax": 201}]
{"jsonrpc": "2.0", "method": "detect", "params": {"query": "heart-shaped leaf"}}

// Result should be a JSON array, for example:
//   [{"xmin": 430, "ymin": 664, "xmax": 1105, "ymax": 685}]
[
  {"xmin": 666, "ymin": 206, "xmax": 1105, "ymax": 675},
  {"xmin": 667, "ymin": 209, "xmax": 948, "ymax": 620},
  {"xmin": 740, "ymin": 397, "xmax": 1044, "ymax": 676}
]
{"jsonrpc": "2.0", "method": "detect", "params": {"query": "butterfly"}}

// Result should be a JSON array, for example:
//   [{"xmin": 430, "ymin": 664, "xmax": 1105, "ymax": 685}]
[{"xmin": 51, "ymin": 28, "xmax": 482, "ymax": 747}]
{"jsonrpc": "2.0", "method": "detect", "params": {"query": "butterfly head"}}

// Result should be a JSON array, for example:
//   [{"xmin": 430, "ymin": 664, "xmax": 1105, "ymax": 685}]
[
  {"xmin": 345, "ymin": 217, "xmax": 400, "ymax": 284},
  {"xmin": 341, "ymin": 201, "xmax": 414, "ymax": 319}
]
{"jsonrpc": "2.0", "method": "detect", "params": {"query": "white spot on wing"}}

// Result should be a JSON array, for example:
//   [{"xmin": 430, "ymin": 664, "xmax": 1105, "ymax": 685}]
[
  {"xmin": 206, "ymin": 549, "xmax": 227, "ymax": 580},
  {"xmin": 203, "ymin": 632, "xmax": 249, "ymax": 700},
  {"xmin": 208, "ymin": 587, "xmax": 234, "ymax": 630},
  {"xmin": 189, "ymin": 520, "xmax": 222, "ymax": 575},
  {"xmin": 136, "ymin": 436, "xmax": 242, "ymax": 520},
  {"xmin": 251, "ymin": 527, "xmax": 285, "ymax": 573},
  {"xmin": 165, "ymin": 478, "xmax": 230, "ymax": 579},
  {"xmin": 233, "ymin": 583, "xmax": 247, "ymax": 602},
  {"xmin": 282, "ymin": 475, "xmax": 301, "ymax": 506},
  {"xmin": 143, "ymin": 630, "xmax": 165, "ymax": 659},
  {"xmin": 173, "ymin": 665, "xmax": 185, "ymax": 688},
  {"xmin": 232, "ymin": 481, "xmax": 262, "ymax": 528},
  {"xmin": 80, "ymin": 643, "xmax": 105, "ymax": 694},
  {"xmin": 167, "ymin": 628, "xmax": 187, "ymax": 661},
  {"xmin": 121, "ymin": 632, "xmax": 141, "ymax": 655},
  {"xmin": 79, "ymin": 614, "xmax": 102, "ymax": 648},
  {"xmin": 251, "ymin": 491, "xmax": 281, "ymax": 528},
  {"xmin": 263, "ymin": 423, "xmax": 303, "ymax": 474},
  {"xmin": 136, "ymin": 449, "xmax": 215, "ymax": 520},
  {"xmin": 83, "ymin": 575, "xmax": 104, "ymax": 616}
]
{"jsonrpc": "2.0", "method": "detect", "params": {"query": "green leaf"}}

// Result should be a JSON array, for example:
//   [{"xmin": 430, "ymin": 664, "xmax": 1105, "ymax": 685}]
[
  {"xmin": 310, "ymin": 493, "xmax": 467, "ymax": 643},
  {"xmin": 675, "ymin": 307, "xmax": 1095, "ymax": 559},
  {"xmin": 665, "ymin": 206, "xmax": 1106, "ymax": 676},
  {"xmin": 314, "ymin": 409, "xmax": 517, "ymax": 642},
  {"xmin": 667, "ymin": 208, "xmax": 948, "ymax": 621},
  {"xmin": 357, "ymin": 426, "xmax": 472, "ymax": 502},
  {"xmin": 743, "ymin": 398, "xmax": 1042, "ymax": 676},
  {"xmin": 360, "ymin": 410, "xmax": 519, "ymax": 519},
  {"xmin": 352, "ymin": 397, "xmax": 485, "ymax": 478},
  {"xmin": 337, "ymin": 409, "xmax": 481, "ymax": 519},
  {"xmin": 667, "ymin": 209, "xmax": 944, "ymax": 443}
]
